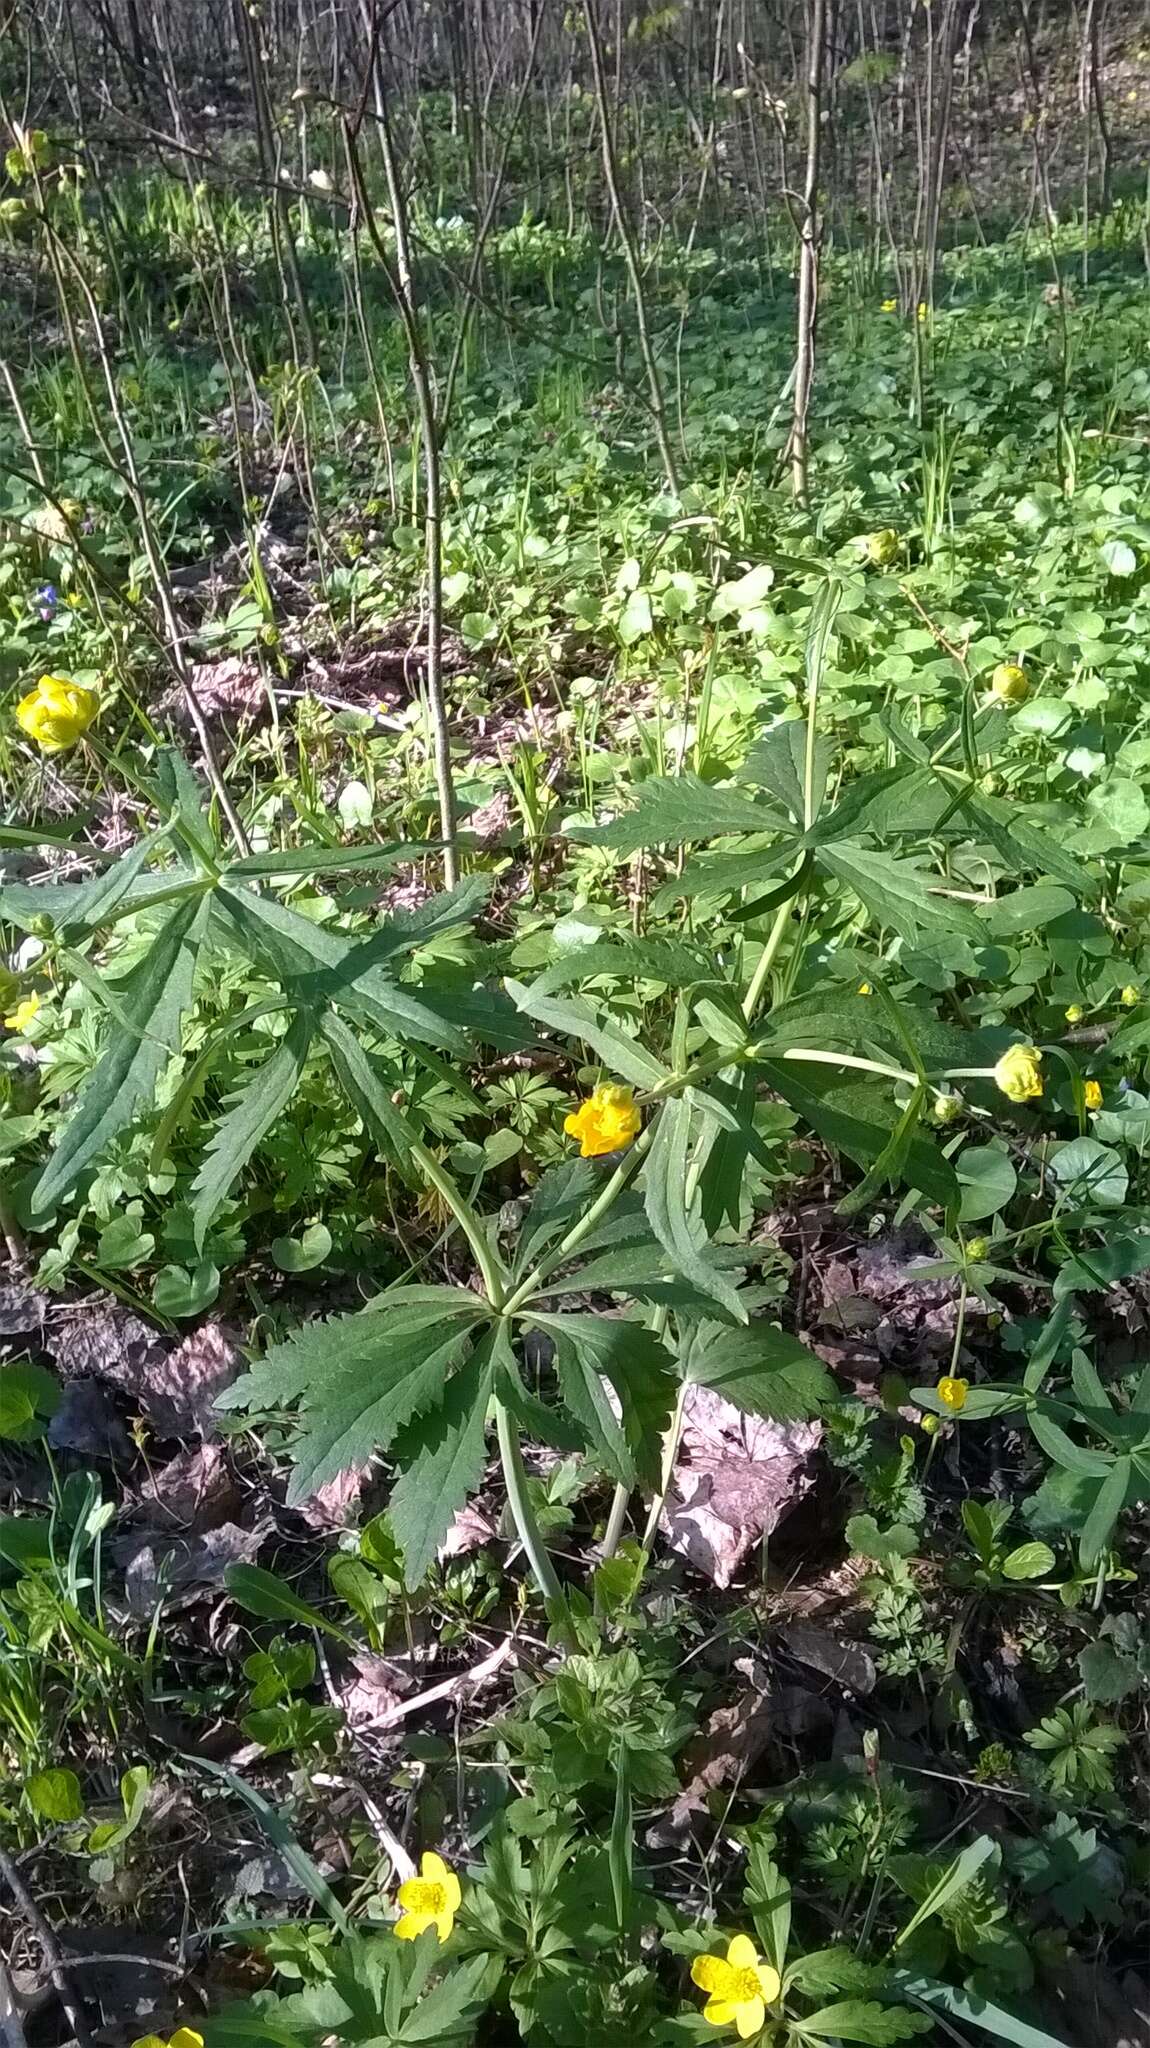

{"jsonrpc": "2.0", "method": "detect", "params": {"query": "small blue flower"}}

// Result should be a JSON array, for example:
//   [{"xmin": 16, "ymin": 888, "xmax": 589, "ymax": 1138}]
[{"xmin": 34, "ymin": 582, "xmax": 57, "ymax": 621}]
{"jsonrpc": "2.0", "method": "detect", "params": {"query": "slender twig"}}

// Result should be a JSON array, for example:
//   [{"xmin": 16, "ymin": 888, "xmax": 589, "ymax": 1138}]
[{"xmin": 0, "ymin": 1850, "xmax": 93, "ymax": 2048}]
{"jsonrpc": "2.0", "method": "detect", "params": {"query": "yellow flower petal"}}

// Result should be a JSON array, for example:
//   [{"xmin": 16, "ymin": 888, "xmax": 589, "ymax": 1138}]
[
  {"xmin": 704, "ymin": 1998, "xmax": 739, "ymax": 2027},
  {"xmin": 692, "ymin": 1956, "xmax": 733, "ymax": 1996},
  {"xmin": 726, "ymin": 1935, "xmax": 759, "ymax": 1970},
  {"xmin": 1084, "ymin": 1080, "xmax": 1102, "ymax": 1110},
  {"xmin": 4, "ymin": 993, "xmax": 40, "ymax": 1033},
  {"xmin": 169, "ymin": 2031, "xmax": 205, "ymax": 2048},
  {"xmin": 938, "ymin": 1375, "xmax": 968, "ymax": 1413},
  {"xmin": 735, "ymin": 2000, "xmax": 765, "ymax": 2040},
  {"xmin": 421, "ymin": 1850, "xmax": 450, "ymax": 1885},
  {"xmin": 756, "ymin": 1965, "xmax": 781, "ymax": 2003},
  {"xmin": 394, "ymin": 1909, "xmax": 435, "ymax": 1940}
]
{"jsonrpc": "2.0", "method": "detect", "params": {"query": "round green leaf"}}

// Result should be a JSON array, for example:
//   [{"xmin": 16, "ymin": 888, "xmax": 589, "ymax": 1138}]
[
  {"xmin": 956, "ymin": 1144, "xmax": 1017, "ymax": 1223},
  {"xmin": 27, "ymin": 1767, "xmax": 83, "ymax": 1822},
  {"xmin": 271, "ymin": 1223, "xmax": 333, "ymax": 1273},
  {"xmin": 1047, "ymin": 1137, "xmax": 1128, "ymax": 1210},
  {"xmin": 1098, "ymin": 539, "xmax": 1137, "ymax": 578},
  {"xmin": 152, "ymin": 1260, "xmax": 221, "ymax": 1317}
]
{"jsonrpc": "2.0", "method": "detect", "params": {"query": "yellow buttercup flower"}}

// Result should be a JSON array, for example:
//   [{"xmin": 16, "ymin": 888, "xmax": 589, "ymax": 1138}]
[
  {"xmin": 394, "ymin": 1850, "xmax": 461, "ymax": 1942},
  {"xmin": 994, "ymin": 1043, "xmax": 1043, "ymax": 1103},
  {"xmin": 857, "ymin": 981, "xmax": 873, "ymax": 996},
  {"xmin": 15, "ymin": 674, "xmax": 99, "ymax": 752},
  {"xmin": 865, "ymin": 529, "xmax": 899, "ymax": 567},
  {"xmin": 1064, "ymin": 1004, "xmax": 1083, "ymax": 1025},
  {"xmin": 938, "ymin": 1375, "xmax": 969, "ymax": 1413},
  {"xmin": 3, "ymin": 993, "xmax": 40, "ymax": 1034},
  {"xmin": 692, "ymin": 1934, "xmax": 781, "ymax": 2039},
  {"xmin": 1121, "ymin": 985, "xmax": 1139, "ymax": 1008},
  {"xmin": 917, "ymin": 300, "xmax": 928, "ymax": 320},
  {"xmin": 1084, "ymin": 1080, "xmax": 1103, "ymax": 1110},
  {"xmin": 881, "ymin": 297, "xmax": 897, "ymax": 312},
  {"xmin": 990, "ymin": 662, "xmax": 1029, "ymax": 705},
  {"xmin": 921, "ymin": 1413, "xmax": 941, "ymax": 1436},
  {"xmin": 564, "ymin": 1082, "xmax": 641, "ymax": 1159},
  {"xmin": 131, "ymin": 2032, "xmax": 203, "ymax": 2048}
]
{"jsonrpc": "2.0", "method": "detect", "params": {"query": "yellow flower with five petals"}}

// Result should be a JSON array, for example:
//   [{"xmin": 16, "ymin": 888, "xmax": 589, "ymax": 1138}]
[
  {"xmin": 692, "ymin": 1934, "xmax": 781, "ymax": 2038},
  {"xmin": 564, "ymin": 1082, "xmax": 641, "ymax": 1159},
  {"xmin": 15, "ymin": 674, "xmax": 99, "ymax": 752},
  {"xmin": 394, "ymin": 1851, "xmax": 461, "ymax": 1942},
  {"xmin": 938, "ymin": 1375, "xmax": 969, "ymax": 1413}
]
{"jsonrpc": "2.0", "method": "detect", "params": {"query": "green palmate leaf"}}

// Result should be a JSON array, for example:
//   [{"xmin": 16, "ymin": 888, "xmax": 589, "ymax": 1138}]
[
  {"xmin": 740, "ymin": 721, "xmax": 832, "ymax": 822},
  {"xmin": 644, "ymin": 1095, "xmax": 746, "ymax": 1321},
  {"xmin": 217, "ymin": 1294, "xmax": 489, "ymax": 1501},
  {"xmin": 684, "ymin": 1319, "xmax": 833, "ymax": 1421},
  {"xmin": 505, "ymin": 978, "xmax": 672, "ymax": 1090},
  {"xmin": 191, "ymin": 1011, "xmax": 315, "ymax": 1244},
  {"xmin": 816, "ymin": 841, "xmax": 983, "ymax": 944},
  {"xmin": 213, "ymin": 884, "xmax": 469, "ymax": 1052},
  {"xmin": 0, "ymin": 867, "xmax": 201, "ymax": 933},
  {"xmin": 797, "ymin": 2003, "xmax": 931, "ymax": 2046},
  {"xmin": 32, "ymin": 894, "xmax": 209, "ymax": 1215},
  {"xmin": 756, "ymin": 1064, "xmax": 957, "ymax": 1208},
  {"xmin": 566, "ymin": 773, "xmax": 786, "ymax": 854},
  {"xmin": 531, "ymin": 935, "xmax": 714, "ymax": 996},
  {"xmin": 530, "ymin": 1312, "xmax": 677, "ymax": 1489},
  {"xmin": 388, "ymin": 1333, "xmax": 500, "ymax": 1588},
  {"xmin": 320, "ymin": 1009, "xmax": 419, "ymax": 1165}
]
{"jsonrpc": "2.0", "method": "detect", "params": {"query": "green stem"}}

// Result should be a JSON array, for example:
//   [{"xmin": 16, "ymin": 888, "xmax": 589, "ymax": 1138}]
[
  {"xmin": 494, "ymin": 1397, "xmax": 565, "ymax": 1609},
  {"xmin": 502, "ymin": 1122, "xmax": 655, "ymax": 1316},
  {"xmin": 741, "ymin": 888, "xmax": 798, "ymax": 1025},
  {"xmin": 781, "ymin": 1048, "xmax": 919, "ymax": 1087},
  {"xmin": 409, "ymin": 1138, "xmax": 506, "ymax": 1310}
]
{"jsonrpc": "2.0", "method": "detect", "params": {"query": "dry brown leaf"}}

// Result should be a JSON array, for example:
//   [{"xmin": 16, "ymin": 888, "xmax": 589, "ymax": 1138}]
[
  {"xmin": 660, "ymin": 1384, "xmax": 822, "ymax": 1589},
  {"xmin": 136, "ymin": 1444, "xmax": 240, "ymax": 1531}
]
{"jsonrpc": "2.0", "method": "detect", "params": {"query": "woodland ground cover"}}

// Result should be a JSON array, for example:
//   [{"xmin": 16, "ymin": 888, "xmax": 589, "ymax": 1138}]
[{"xmin": 1, "ymin": 8, "xmax": 1150, "ymax": 2048}]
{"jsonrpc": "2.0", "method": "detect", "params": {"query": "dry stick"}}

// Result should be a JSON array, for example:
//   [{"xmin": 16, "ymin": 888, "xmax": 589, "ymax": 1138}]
[
  {"xmin": 342, "ymin": 109, "xmax": 459, "ymax": 887},
  {"xmin": 581, "ymin": 0, "xmax": 681, "ymax": 496},
  {"xmin": 0, "ymin": 1849, "xmax": 93, "ymax": 2048},
  {"xmin": 788, "ymin": 0, "xmax": 825, "ymax": 502}
]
